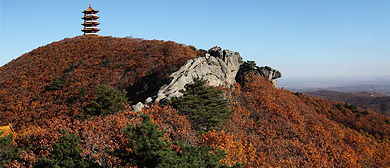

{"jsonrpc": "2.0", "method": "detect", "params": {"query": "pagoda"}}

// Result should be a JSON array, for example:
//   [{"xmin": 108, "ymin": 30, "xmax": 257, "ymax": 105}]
[{"xmin": 81, "ymin": 4, "xmax": 100, "ymax": 35}]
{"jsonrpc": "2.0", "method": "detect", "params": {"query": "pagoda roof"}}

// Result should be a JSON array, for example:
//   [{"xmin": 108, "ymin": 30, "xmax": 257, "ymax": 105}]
[
  {"xmin": 82, "ymin": 22, "xmax": 100, "ymax": 25},
  {"xmin": 82, "ymin": 28, "xmax": 101, "ymax": 31},
  {"xmin": 82, "ymin": 15, "xmax": 100, "ymax": 19},
  {"xmin": 82, "ymin": 4, "xmax": 99, "ymax": 13}
]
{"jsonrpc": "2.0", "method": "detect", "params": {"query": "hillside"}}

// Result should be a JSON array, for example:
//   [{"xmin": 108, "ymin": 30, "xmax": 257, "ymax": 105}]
[
  {"xmin": 1, "ymin": 36, "xmax": 390, "ymax": 167},
  {"xmin": 0, "ymin": 36, "xmax": 197, "ymax": 129},
  {"xmin": 305, "ymin": 90, "xmax": 390, "ymax": 116}
]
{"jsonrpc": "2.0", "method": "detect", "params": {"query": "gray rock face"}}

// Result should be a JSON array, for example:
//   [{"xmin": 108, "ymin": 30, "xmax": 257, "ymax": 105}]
[
  {"xmin": 132, "ymin": 102, "xmax": 145, "ymax": 112},
  {"xmin": 235, "ymin": 63, "xmax": 282, "ymax": 87},
  {"xmin": 151, "ymin": 47, "xmax": 241, "ymax": 101},
  {"xmin": 258, "ymin": 66, "xmax": 282, "ymax": 85},
  {"xmin": 208, "ymin": 46, "xmax": 223, "ymax": 58},
  {"xmin": 132, "ymin": 47, "xmax": 242, "ymax": 112},
  {"xmin": 153, "ymin": 48, "xmax": 242, "ymax": 102},
  {"xmin": 130, "ymin": 46, "xmax": 282, "ymax": 112}
]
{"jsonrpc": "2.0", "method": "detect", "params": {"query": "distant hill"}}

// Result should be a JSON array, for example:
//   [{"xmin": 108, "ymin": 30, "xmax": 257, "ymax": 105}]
[
  {"xmin": 305, "ymin": 90, "xmax": 390, "ymax": 116},
  {"xmin": 280, "ymin": 78, "xmax": 390, "ymax": 95},
  {"xmin": 1, "ymin": 36, "xmax": 390, "ymax": 167}
]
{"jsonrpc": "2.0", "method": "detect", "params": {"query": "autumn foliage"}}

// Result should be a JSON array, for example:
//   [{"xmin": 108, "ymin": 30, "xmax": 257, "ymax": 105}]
[
  {"xmin": 0, "ymin": 35, "xmax": 196, "ymax": 130},
  {"xmin": 1, "ymin": 36, "xmax": 390, "ymax": 167},
  {"xmin": 225, "ymin": 74, "xmax": 390, "ymax": 167},
  {"xmin": 201, "ymin": 130, "xmax": 257, "ymax": 167}
]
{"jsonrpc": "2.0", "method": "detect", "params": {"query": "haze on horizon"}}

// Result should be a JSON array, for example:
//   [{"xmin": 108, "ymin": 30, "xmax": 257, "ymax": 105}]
[{"xmin": 1, "ymin": 0, "xmax": 389, "ymax": 81}]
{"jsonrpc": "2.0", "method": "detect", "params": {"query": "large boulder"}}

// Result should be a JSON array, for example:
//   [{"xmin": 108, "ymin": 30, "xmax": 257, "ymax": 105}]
[
  {"xmin": 131, "ymin": 47, "xmax": 242, "ymax": 111},
  {"xmin": 258, "ymin": 66, "xmax": 282, "ymax": 85},
  {"xmin": 236, "ymin": 62, "xmax": 282, "ymax": 86},
  {"xmin": 131, "ymin": 47, "xmax": 282, "ymax": 112},
  {"xmin": 132, "ymin": 102, "xmax": 145, "ymax": 112},
  {"xmin": 152, "ymin": 47, "xmax": 242, "ymax": 102},
  {"xmin": 208, "ymin": 46, "xmax": 223, "ymax": 58}
]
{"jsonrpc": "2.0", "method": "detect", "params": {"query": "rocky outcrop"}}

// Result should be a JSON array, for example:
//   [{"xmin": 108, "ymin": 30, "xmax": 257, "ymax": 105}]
[
  {"xmin": 236, "ymin": 62, "xmax": 282, "ymax": 86},
  {"xmin": 258, "ymin": 66, "xmax": 282, "ymax": 85},
  {"xmin": 132, "ymin": 102, "xmax": 145, "ymax": 112},
  {"xmin": 153, "ymin": 47, "xmax": 242, "ymax": 102},
  {"xmin": 131, "ymin": 47, "xmax": 282, "ymax": 112},
  {"xmin": 132, "ymin": 47, "xmax": 242, "ymax": 111}
]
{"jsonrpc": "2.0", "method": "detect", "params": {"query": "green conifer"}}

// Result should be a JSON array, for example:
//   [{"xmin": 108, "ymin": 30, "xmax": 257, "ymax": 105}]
[
  {"xmin": 116, "ymin": 115, "xmax": 240, "ymax": 168},
  {"xmin": 47, "ymin": 76, "xmax": 66, "ymax": 91},
  {"xmin": 83, "ymin": 85, "xmax": 128, "ymax": 116},
  {"xmin": 171, "ymin": 78, "xmax": 231, "ymax": 132},
  {"xmin": 33, "ymin": 130, "xmax": 95, "ymax": 168},
  {"xmin": 0, "ymin": 132, "xmax": 21, "ymax": 168},
  {"xmin": 120, "ymin": 115, "xmax": 173, "ymax": 167}
]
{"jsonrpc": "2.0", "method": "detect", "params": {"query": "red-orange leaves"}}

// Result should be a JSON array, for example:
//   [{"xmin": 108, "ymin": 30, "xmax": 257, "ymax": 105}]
[{"xmin": 201, "ymin": 130, "xmax": 258, "ymax": 167}]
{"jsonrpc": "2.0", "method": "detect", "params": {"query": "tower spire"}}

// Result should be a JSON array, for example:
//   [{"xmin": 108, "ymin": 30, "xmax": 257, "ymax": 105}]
[{"xmin": 81, "ymin": 4, "xmax": 100, "ymax": 35}]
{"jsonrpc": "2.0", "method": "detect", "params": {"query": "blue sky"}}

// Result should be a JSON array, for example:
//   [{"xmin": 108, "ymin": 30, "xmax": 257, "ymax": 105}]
[{"xmin": 1, "ymin": 0, "xmax": 390, "ymax": 80}]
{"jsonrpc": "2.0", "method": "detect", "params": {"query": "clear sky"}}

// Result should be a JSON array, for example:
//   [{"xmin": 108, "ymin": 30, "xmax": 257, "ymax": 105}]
[{"xmin": 1, "ymin": 0, "xmax": 390, "ymax": 80}]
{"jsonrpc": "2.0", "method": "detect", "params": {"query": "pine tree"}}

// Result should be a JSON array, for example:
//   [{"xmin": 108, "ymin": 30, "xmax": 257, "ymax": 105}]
[
  {"xmin": 0, "ymin": 132, "xmax": 21, "ymax": 168},
  {"xmin": 119, "ymin": 115, "xmax": 174, "ymax": 167},
  {"xmin": 83, "ymin": 85, "xmax": 128, "ymax": 116},
  {"xmin": 171, "ymin": 78, "xmax": 231, "ymax": 132},
  {"xmin": 240, "ymin": 61, "xmax": 257, "ymax": 72},
  {"xmin": 47, "ymin": 76, "xmax": 66, "ymax": 91},
  {"xmin": 235, "ymin": 60, "xmax": 258, "ymax": 86},
  {"xmin": 115, "ymin": 115, "xmax": 240, "ymax": 168},
  {"xmin": 33, "ymin": 130, "xmax": 96, "ymax": 168}
]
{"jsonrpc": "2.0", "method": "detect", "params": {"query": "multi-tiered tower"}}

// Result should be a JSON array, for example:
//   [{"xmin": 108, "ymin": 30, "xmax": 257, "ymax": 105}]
[{"xmin": 81, "ymin": 4, "xmax": 100, "ymax": 35}]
